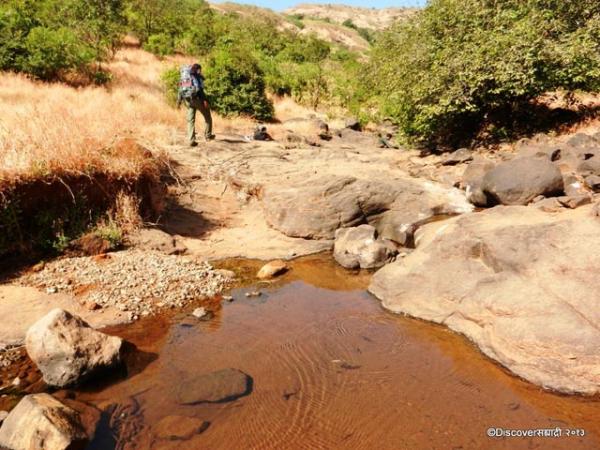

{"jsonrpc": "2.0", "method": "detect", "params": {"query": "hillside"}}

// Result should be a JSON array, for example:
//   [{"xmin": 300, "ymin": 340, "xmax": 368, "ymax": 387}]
[
  {"xmin": 208, "ymin": 2, "xmax": 409, "ymax": 52},
  {"xmin": 285, "ymin": 3, "xmax": 418, "ymax": 30}
]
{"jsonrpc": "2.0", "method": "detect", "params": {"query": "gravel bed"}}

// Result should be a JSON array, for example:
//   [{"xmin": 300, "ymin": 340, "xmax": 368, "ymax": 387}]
[{"xmin": 18, "ymin": 250, "xmax": 233, "ymax": 320}]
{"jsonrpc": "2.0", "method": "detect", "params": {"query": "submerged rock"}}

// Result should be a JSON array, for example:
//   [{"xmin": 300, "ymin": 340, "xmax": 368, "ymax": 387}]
[
  {"xmin": 257, "ymin": 260, "xmax": 289, "ymax": 279},
  {"xmin": 0, "ymin": 394, "xmax": 88, "ymax": 450},
  {"xmin": 369, "ymin": 205, "xmax": 600, "ymax": 394},
  {"xmin": 26, "ymin": 309, "xmax": 123, "ymax": 387},
  {"xmin": 176, "ymin": 368, "xmax": 252, "ymax": 405},
  {"xmin": 153, "ymin": 415, "xmax": 209, "ymax": 440},
  {"xmin": 333, "ymin": 225, "xmax": 397, "ymax": 269}
]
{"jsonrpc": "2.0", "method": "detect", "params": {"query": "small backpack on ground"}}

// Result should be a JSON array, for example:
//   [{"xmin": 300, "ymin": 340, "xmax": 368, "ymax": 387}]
[{"xmin": 178, "ymin": 65, "xmax": 199, "ymax": 100}]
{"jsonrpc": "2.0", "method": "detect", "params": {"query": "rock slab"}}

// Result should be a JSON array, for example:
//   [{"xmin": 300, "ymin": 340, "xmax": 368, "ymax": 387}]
[
  {"xmin": 262, "ymin": 175, "xmax": 473, "ymax": 241},
  {"xmin": 369, "ymin": 205, "xmax": 600, "ymax": 394},
  {"xmin": 26, "ymin": 309, "xmax": 123, "ymax": 387},
  {"xmin": 0, "ymin": 394, "xmax": 87, "ymax": 450}
]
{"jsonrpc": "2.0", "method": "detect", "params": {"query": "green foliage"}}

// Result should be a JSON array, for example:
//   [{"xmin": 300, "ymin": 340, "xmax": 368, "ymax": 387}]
[
  {"xmin": 22, "ymin": 27, "xmax": 94, "ymax": 79},
  {"xmin": 94, "ymin": 218, "xmax": 123, "ymax": 249},
  {"xmin": 369, "ymin": 0, "xmax": 600, "ymax": 148},
  {"xmin": 285, "ymin": 14, "xmax": 305, "ymax": 30},
  {"xmin": 0, "ymin": 0, "xmax": 125, "ymax": 81},
  {"xmin": 204, "ymin": 46, "xmax": 274, "ymax": 120},
  {"xmin": 126, "ymin": 0, "xmax": 209, "ymax": 45},
  {"xmin": 144, "ymin": 32, "xmax": 175, "ymax": 56},
  {"xmin": 342, "ymin": 19, "xmax": 375, "ymax": 44},
  {"xmin": 160, "ymin": 67, "xmax": 180, "ymax": 107}
]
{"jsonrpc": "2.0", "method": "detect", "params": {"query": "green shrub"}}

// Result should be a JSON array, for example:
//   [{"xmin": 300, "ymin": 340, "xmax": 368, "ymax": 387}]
[
  {"xmin": 0, "ymin": 0, "xmax": 124, "ymax": 81},
  {"xmin": 126, "ymin": 0, "xmax": 208, "ymax": 44},
  {"xmin": 144, "ymin": 32, "xmax": 175, "ymax": 56},
  {"xmin": 204, "ymin": 46, "xmax": 274, "ymax": 120},
  {"xmin": 23, "ymin": 27, "xmax": 93, "ymax": 80},
  {"xmin": 369, "ymin": 0, "xmax": 600, "ymax": 148},
  {"xmin": 160, "ymin": 66, "xmax": 180, "ymax": 107},
  {"xmin": 94, "ymin": 218, "xmax": 123, "ymax": 249}
]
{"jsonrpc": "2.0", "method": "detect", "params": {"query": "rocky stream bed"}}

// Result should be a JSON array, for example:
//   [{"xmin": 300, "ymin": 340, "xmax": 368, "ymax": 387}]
[{"xmin": 1, "ymin": 121, "xmax": 600, "ymax": 448}]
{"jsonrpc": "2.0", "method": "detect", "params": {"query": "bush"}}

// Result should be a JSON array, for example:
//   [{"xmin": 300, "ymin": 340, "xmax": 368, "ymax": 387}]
[
  {"xmin": 160, "ymin": 66, "xmax": 180, "ymax": 106},
  {"xmin": 23, "ymin": 27, "xmax": 93, "ymax": 80},
  {"xmin": 144, "ymin": 32, "xmax": 175, "ymax": 56},
  {"xmin": 204, "ymin": 46, "xmax": 274, "ymax": 120},
  {"xmin": 369, "ymin": 0, "xmax": 600, "ymax": 148},
  {"xmin": 0, "ymin": 0, "xmax": 124, "ymax": 81}
]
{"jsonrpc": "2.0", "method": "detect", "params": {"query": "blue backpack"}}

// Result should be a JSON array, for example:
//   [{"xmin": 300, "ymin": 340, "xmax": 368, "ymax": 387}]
[{"xmin": 178, "ymin": 65, "xmax": 200, "ymax": 100}]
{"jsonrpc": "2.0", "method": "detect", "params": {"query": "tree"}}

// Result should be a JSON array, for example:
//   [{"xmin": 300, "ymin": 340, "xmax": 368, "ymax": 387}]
[
  {"xmin": 203, "ymin": 45, "xmax": 274, "ymax": 121},
  {"xmin": 369, "ymin": 0, "xmax": 600, "ymax": 148}
]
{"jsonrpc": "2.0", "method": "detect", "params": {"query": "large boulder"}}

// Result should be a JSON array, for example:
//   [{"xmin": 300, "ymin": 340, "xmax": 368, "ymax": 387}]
[
  {"xmin": 369, "ymin": 205, "xmax": 600, "ymax": 394},
  {"xmin": 333, "ymin": 225, "xmax": 397, "ymax": 269},
  {"xmin": 26, "ymin": 309, "xmax": 123, "ymax": 387},
  {"xmin": 481, "ymin": 156, "xmax": 564, "ymax": 205},
  {"xmin": 0, "ymin": 394, "xmax": 88, "ymax": 450},
  {"xmin": 262, "ymin": 175, "xmax": 473, "ymax": 241}
]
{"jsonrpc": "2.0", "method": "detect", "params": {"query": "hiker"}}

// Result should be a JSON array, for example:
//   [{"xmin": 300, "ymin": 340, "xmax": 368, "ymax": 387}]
[{"xmin": 177, "ymin": 63, "xmax": 214, "ymax": 147}]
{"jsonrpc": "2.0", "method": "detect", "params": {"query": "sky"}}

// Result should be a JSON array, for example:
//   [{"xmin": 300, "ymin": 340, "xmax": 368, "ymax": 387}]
[{"xmin": 213, "ymin": 0, "xmax": 426, "ymax": 11}]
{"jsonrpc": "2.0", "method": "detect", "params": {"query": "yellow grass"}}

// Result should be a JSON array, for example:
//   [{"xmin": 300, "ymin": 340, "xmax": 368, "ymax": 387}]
[{"xmin": 0, "ymin": 49, "xmax": 226, "ymax": 186}]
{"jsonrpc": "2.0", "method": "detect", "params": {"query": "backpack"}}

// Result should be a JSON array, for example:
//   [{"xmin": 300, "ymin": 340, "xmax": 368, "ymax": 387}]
[{"xmin": 178, "ymin": 65, "xmax": 199, "ymax": 100}]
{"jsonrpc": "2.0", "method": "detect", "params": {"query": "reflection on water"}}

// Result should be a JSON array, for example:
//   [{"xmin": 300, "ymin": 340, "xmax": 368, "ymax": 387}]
[{"xmin": 77, "ymin": 256, "xmax": 599, "ymax": 450}]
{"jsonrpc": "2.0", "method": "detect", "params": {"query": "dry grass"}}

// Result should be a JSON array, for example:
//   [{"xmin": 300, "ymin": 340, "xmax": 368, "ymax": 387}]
[{"xmin": 0, "ymin": 48, "xmax": 229, "ymax": 187}]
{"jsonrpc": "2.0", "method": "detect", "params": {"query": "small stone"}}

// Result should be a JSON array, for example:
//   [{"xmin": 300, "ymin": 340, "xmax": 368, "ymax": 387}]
[
  {"xmin": 11, "ymin": 377, "xmax": 20, "ymax": 387},
  {"xmin": 215, "ymin": 269, "xmax": 236, "ymax": 279},
  {"xmin": 86, "ymin": 301, "xmax": 101, "ymax": 311},
  {"xmin": 192, "ymin": 307, "xmax": 207, "ymax": 319},
  {"xmin": 257, "ymin": 260, "xmax": 289, "ymax": 280},
  {"xmin": 223, "ymin": 295, "xmax": 234, "ymax": 302},
  {"xmin": 46, "ymin": 287, "xmax": 58, "ymax": 294},
  {"xmin": 245, "ymin": 291, "xmax": 262, "ymax": 298}
]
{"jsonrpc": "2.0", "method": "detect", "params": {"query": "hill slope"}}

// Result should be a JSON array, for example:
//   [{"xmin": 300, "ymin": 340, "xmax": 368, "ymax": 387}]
[
  {"xmin": 209, "ymin": 2, "xmax": 415, "ymax": 51},
  {"xmin": 285, "ymin": 3, "xmax": 418, "ymax": 30}
]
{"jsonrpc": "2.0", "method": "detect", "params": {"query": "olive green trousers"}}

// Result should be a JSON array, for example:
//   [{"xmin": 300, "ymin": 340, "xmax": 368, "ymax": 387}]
[{"xmin": 185, "ymin": 96, "xmax": 213, "ymax": 144}]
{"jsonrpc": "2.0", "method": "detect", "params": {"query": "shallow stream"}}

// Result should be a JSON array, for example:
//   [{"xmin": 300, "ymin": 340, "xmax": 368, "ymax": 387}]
[{"xmin": 73, "ymin": 255, "xmax": 599, "ymax": 449}]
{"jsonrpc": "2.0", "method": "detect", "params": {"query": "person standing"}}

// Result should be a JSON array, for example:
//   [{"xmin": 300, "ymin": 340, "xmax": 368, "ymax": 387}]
[{"xmin": 177, "ymin": 63, "xmax": 214, "ymax": 147}]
